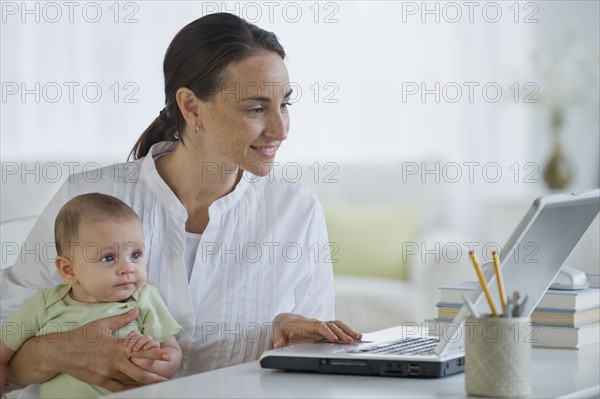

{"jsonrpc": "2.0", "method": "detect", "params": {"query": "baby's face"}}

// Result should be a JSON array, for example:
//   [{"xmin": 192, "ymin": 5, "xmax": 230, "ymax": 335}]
[{"xmin": 67, "ymin": 217, "xmax": 147, "ymax": 303}]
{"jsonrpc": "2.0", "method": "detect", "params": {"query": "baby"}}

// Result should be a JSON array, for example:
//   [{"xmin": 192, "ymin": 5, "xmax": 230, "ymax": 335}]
[{"xmin": 1, "ymin": 193, "xmax": 182, "ymax": 398}]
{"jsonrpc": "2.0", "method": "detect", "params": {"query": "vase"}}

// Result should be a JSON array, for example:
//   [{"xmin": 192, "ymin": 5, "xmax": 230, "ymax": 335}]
[{"xmin": 543, "ymin": 141, "xmax": 572, "ymax": 190}]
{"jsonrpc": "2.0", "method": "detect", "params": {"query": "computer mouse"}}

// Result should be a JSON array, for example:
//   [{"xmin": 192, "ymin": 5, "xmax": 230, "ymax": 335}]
[{"xmin": 551, "ymin": 265, "xmax": 589, "ymax": 290}]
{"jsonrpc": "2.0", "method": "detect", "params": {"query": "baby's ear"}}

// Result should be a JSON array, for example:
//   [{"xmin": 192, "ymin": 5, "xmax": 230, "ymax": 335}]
[{"xmin": 55, "ymin": 256, "xmax": 77, "ymax": 285}]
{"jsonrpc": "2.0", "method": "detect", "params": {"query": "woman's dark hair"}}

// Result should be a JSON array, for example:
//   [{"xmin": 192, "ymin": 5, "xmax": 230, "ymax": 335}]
[{"xmin": 129, "ymin": 13, "xmax": 286, "ymax": 160}]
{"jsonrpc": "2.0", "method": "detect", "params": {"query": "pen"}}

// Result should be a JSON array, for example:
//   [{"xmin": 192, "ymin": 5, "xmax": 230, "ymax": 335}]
[
  {"xmin": 469, "ymin": 251, "xmax": 499, "ymax": 317},
  {"xmin": 461, "ymin": 294, "xmax": 481, "ymax": 318},
  {"xmin": 492, "ymin": 251, "xmax": 507, "ymax": 311}
]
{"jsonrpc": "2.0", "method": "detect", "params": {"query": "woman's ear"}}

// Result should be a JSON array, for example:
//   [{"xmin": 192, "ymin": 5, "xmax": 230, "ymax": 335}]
[
  {"xmin": 55, "ymin": 256, "xmax": 77, "ymax": 285},
  {"xmin": 176, "ymin": 87, "xmax": 202, "ymax": 132}
]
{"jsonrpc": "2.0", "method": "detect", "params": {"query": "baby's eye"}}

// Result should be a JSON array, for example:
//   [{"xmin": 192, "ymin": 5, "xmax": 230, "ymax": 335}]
[
  {"xmin": 128, "ymin": 250, "xmax": 143, "ymax": 263},
  {"xmin": 101, "ymin": 254, "xmax": 115, "ymax": 263}
]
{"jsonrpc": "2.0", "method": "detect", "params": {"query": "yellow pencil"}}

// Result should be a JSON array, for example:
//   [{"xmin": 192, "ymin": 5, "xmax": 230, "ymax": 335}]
[
  {"xmin": 493, "ymin": 251, "xmax": 507, "ymax": 310},
  {"xmin": 469, "ymin": 251, "xmax": 498, "ymax": 317}
]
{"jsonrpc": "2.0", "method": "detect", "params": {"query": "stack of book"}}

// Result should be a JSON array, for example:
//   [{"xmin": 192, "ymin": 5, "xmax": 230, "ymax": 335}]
[{"xmin": 426, "ymin": 281, "xmax": 600, "ymax": 349}]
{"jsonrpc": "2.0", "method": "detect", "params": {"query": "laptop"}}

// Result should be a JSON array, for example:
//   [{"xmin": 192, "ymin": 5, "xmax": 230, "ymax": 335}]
[{"xmin": 260, "ymin": 189, "xmax": 600, "ymax": 378}]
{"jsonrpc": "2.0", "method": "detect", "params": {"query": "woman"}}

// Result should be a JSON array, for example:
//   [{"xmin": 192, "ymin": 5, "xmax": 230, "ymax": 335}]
[{"xmin": 1, "ymin": 12, "xmax": 361, "ymax": 392}]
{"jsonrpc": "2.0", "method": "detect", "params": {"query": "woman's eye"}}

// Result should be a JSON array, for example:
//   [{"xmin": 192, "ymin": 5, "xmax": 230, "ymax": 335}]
[
  {"xmin": 101, "ymin": 254, "xmax": 115, "ymax": 263},
  {"xmin": 249, "ymin": 107, "xmax": 264, "ymax": 115}
]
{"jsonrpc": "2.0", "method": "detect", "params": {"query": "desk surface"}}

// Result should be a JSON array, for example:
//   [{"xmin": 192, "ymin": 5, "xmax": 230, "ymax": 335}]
[{"xmin": 106, "ymin": 329, "xmax": 600, "ymax": 399}]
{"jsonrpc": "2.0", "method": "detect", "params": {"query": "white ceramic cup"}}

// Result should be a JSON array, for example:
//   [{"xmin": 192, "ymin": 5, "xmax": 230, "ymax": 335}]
[{"xmin": 465, "ymin": 315, "xmax": 532, "ymax": 398}]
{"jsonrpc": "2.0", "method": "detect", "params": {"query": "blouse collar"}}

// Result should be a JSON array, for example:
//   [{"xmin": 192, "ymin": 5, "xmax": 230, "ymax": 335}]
[
  {"xmin": 139, "ymin": 141, "xmax": 187, "ymax": 222},
  {"xmin": 140, "ymin": 141, "xmax": 252, "ymax": 220}
]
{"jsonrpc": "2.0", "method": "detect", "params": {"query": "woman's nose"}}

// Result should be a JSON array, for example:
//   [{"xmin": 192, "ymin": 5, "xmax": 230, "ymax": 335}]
[{"xmin": 266, "ymin": 111, "xmax": 289, "ymax": 141}]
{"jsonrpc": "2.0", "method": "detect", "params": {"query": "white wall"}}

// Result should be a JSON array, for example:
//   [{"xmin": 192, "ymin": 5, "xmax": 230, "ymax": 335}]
[{"xmin": 2, "ymin": 1, "xmax": 599, "ymax": 244}]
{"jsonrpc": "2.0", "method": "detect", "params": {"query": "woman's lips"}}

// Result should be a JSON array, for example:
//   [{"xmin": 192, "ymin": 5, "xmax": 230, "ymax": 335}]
[{"xmin": 250, "ymin": 145, "xmax": 277, "ymax": 158}]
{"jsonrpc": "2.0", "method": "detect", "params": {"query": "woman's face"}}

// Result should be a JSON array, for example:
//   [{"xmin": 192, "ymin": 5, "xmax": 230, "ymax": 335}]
[{"xmin": 197, "ymin": 51, "xmax": 291, "ymax": 177}]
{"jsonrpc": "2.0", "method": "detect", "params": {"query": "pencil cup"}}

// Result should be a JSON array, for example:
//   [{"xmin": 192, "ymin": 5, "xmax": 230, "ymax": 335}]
[{"xmin": 465, "ymin": 316, "xmax": 532, "ymax": 398}]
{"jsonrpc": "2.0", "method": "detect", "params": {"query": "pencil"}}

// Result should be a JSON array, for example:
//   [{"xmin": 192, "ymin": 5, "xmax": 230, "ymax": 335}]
[
  {"xmin": 469, "ymin": 251, "xmax": 498, "ymax": 317},
  {"xmin": 492, "ymin": 251, "xmax": 507, "ymax": 310}
]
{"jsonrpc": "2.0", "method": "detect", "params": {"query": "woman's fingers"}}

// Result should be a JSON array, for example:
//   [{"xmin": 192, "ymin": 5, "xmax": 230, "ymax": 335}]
[
  {"xmin": 324, "ymin": 321, "xmax": 352, "ymax": 343},
  {"xmin": 113, "ymin": 360, "xmax": 167, "ymax": 389},
  {"xmin": 100, "ymin": 308, "xmax": 140, "ymax": 333},
  {"xmin": 327, "ymin": 320, "xmax": 363, "ymax": 341},
  {"xmin": 272, "ymin": 313, "xmax": 364, "ymax": 348}
]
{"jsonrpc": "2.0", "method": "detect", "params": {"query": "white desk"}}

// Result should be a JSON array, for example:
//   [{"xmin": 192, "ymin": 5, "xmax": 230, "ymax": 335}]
[{"xmin": 105, "ymin": 337, "xmax": 600, "ymax": 398}]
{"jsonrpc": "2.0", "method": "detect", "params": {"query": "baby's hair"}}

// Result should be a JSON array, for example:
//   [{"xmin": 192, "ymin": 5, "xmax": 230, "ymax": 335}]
[{"xmin": 55, "ymin": 193, "xmax": 140, "ymax": 257}]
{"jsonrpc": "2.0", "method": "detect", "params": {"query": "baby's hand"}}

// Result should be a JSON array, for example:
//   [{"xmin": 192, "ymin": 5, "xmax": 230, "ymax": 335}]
[{"xmin": 124, "ymin": 331, "xmax": 160, "ymax": 353}]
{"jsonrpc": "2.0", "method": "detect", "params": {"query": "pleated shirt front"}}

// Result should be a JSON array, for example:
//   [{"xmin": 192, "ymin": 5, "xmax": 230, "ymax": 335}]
[{"xmin": 0, "ymin": 141, "xmax": 335, "ymax": 375}]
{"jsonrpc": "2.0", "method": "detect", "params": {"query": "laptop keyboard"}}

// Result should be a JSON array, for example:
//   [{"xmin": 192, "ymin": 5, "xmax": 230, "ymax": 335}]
[{"xmin": 349, "ymin": 338, "xmax": 439, "ymax": 356}]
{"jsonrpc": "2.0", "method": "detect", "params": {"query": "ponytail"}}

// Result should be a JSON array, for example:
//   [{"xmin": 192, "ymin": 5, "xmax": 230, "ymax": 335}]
[{"xmin": 129, "ymin": 109, "xmax": 178, "ymax": 160}]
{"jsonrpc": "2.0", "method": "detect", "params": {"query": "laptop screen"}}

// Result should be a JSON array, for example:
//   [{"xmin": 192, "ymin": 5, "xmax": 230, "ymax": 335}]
[{"xmin": 436, "ymin": 190, "xmax": 600, "ymax": 356}]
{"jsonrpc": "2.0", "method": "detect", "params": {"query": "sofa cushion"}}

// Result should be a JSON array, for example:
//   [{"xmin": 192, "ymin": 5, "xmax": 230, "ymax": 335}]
[
  {"xmin": 323, "ymin": 204, "xmax": 417, "ymax": 280},
  {"xmin": 334, "ymin": 275, "xmax": 422, "ymax": 330}
]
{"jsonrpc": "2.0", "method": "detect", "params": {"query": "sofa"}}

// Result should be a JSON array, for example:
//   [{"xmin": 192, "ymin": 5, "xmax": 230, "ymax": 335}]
[{"xmin": 297, "ymin": 162, "xmax": 478, "ymax": 331}]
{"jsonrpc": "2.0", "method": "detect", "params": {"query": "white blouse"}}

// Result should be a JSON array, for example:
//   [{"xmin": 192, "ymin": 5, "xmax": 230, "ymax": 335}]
[
  {"xmin": 0, "ymin": 141, "xmax": 335, "ymax": 376},
  {"xmin": 184, "ymin": 232, "xmax": 202, "ymax": 282}
]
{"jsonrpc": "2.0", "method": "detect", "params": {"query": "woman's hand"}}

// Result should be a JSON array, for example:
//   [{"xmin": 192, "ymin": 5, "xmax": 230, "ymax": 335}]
[
  {"xmin": 129, "ymin": 336, "xmax": 182, "ymax": 379},
  {"xmin": 271, "ymin": 313, "xmax": 363, "ymax": 349},
  {"xmin": 6, "ymin": 308, "xmax": 171, "ymax": 392}
]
